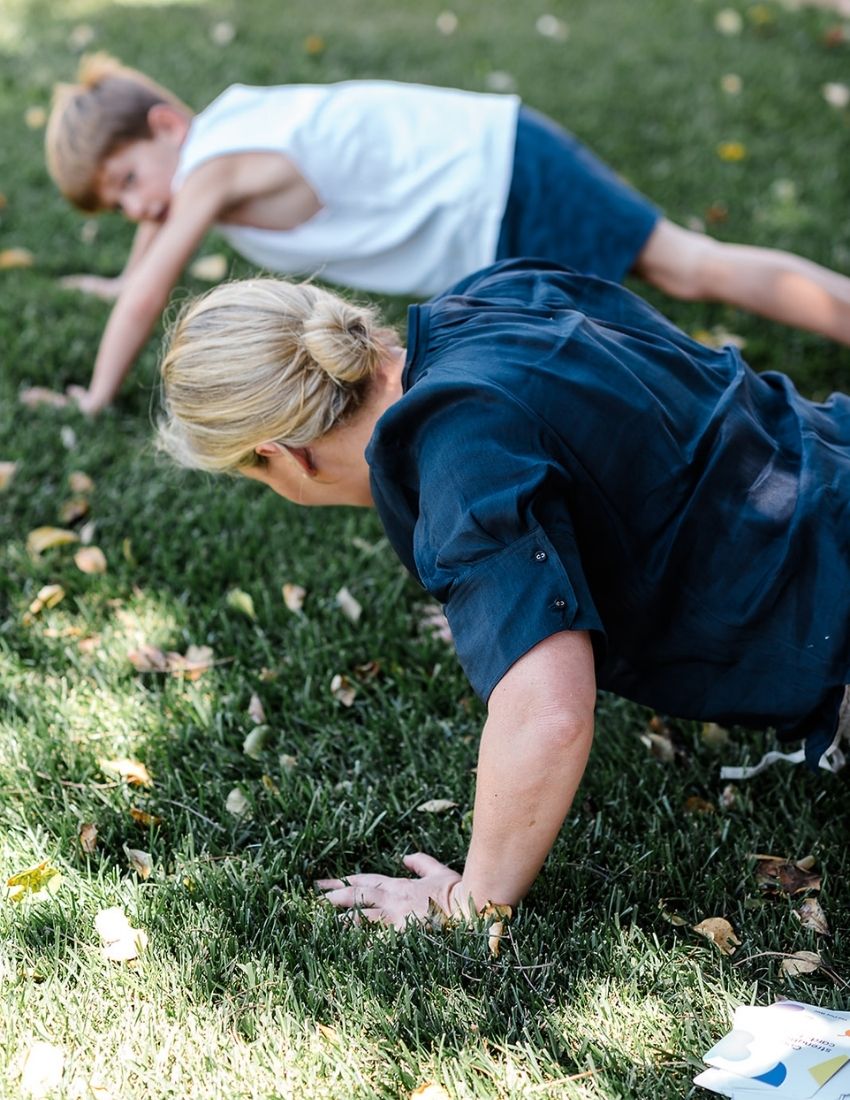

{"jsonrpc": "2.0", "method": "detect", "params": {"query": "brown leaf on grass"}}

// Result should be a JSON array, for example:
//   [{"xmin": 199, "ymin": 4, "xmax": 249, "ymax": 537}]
[
  {"xmin": 701, "ymin": 722, "xmax": 730, "ymax": 749},
  {"xmin": 248, "ymin": 692, "xmax": 266, "ymax": 725},
  {"xmin": 752, "ymin": 854, "xmax": 821, "ymax": 895},
  {"xmin": 410, "ymin": 1083, "xmax": 451, "ymax": 1100},
  {"xmin": 79, "ymin": 822, "xmax": 98, "ymax": 853},
  {"xmin": 335, "ymin": 586, "xmax": 362, "ymax": 623},
  {"xmin": 417, "ymin": 799, "xmax": 458, "ymax": 813},
  {"xmin": 23, "ymin": 583, "xmax": 65, "ymax": 624},
  {"xmin": 74, "ymin": 546, "xmax": 107, "ymax": 574},
  {"xmin": 99, "ymin": 758, "xmax": 153, "ymax": 787},
  {"xmin": 282, "ymin": 582, "xmax": 306, "ymax": 612},
  {"xmin": 68, "ymin": 471, "xmax": 94, "ymax": 494},
  {"xmin": 26, "ymin": 526, "xmax": 79, "ymax": 556},
  {"xmin": 129, "ymin": 807, "xmax": 162, "ymax": 828},
  {"xmin": 330, "ymin": 673, "xmax": 357, "ymax": 706},
  {"xmin": 95, "ymin": 906, "xmax": 147, "ymax": 962},
  {"xmin": 795, "ymin": 897, "xmax": 830, "ymax": 935},
  {"xmin": 0, "ymin": 246, "xmax": 34, "ymax": 268},
  {"xmin": 304, "ymin": 33, "xmax": 326, "ymax": 55},
  {"xmin": 128, "ymin": 644, "xmax": 169, "ymax": 673},
  {"xmin": 693, "ymin": 916, "xmax": 741, "ymax": 955},
  {"xmin": 123, "ymin": 846, "xmax": 152, "ymax": 880},
  {"xmin": 19, "ymin": 1040, "xmax": 65, "ymax": 1097},
  {"xmin": 19, "ymin": 387, "xmax": 68, "ymax": 409},
  {"xmin": 60, "ymin": 497, "xmax": 90, "ymax": 524},
  {"xmin": 781, "ymin": 950, "xmax": 822, "ymax": 978},
  {"xmin": 0, "ymin": 461, "xmax": 17, "ymax": 491},
  {"xmin": 355, "ymin": 659, "xmax": 382, "ymax": 681},
  {"xmin": 483, "ymin": 902, "xmax": 512, "ymax": 958},
  {"xmin": 684, "ymin": 795, "xmax": 715, "ymax": 814},
  {"xmin": 128, "ymin": 643, "xmax": 215, "ymax": 680}
]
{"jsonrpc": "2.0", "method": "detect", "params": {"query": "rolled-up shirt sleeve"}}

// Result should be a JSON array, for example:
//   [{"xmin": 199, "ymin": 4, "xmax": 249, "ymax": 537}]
[{"xmin": 406, "ymin": 384, "xmax": 605, "ymax": 701}]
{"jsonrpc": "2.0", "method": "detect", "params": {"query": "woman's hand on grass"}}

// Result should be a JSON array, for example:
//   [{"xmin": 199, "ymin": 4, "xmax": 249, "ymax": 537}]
[
  {"xmin": 316, "ymin": 852, "xmax": 465, "ymax": 929},
  {"xmin": 66, "ymin": 384, "xmax": 107, "ymax": 416}
]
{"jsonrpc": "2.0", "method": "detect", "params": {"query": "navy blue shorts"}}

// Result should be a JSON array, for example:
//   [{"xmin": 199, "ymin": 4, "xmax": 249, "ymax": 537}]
[{"xmin": 495, "ymin": 107, "xmax": 661, "ymax": 284}]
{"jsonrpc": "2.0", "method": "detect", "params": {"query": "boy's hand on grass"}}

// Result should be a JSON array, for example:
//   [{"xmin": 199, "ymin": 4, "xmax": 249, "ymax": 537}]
[
  {"xmin": 59, "ymin": 274, "xmax": 124, "ymax": 301},
  {"xmin": 316, "ymin": 852, "xmax": 465, "ymax": 930}
]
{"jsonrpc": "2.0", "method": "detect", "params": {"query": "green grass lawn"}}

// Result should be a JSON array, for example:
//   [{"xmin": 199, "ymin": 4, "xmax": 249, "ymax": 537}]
[{"xmin": 1, "ymin": 0, "xmax": 849, "ymax": 1096}]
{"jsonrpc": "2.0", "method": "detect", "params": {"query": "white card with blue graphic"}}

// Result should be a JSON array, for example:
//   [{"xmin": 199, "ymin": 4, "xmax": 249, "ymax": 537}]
[{"xmin": 701, "ymin": 1002, "xmax": 850, "ymax": 1098}]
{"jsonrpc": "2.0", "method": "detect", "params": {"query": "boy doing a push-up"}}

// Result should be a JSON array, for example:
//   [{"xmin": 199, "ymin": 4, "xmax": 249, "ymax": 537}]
[{"xmin": 45, "ymin": 54, "xmax": 850, "ymax": 414}]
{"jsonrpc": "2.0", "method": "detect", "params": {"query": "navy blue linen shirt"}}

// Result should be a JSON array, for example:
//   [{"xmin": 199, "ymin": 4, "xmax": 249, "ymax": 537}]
[{"xmin": 365, "ymin": 260, "xmax": 850, "ymax": 763}]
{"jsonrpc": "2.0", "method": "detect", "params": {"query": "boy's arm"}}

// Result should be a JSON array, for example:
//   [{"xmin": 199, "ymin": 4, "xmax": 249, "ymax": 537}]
[
  {"xmin": 316, "ymin": 630, "xmax": 597, "ymax": 926},
  {"xmin": 60, "ymin": 220, "xmax": 162, "ymax": 301}
]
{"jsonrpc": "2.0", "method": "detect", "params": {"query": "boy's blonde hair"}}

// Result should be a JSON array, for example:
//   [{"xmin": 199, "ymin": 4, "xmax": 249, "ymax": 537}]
[
  {"xmin": 158, "ymin": 279, "xmax": 397, "ymax": 474},
  {"xmin": 46, "ymin": 53, "xmax": 190, "ymax": 211}
]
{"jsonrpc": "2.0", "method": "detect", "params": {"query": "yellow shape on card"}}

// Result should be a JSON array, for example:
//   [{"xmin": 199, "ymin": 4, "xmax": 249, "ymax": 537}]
[{"xmin": 809, "ymin": 1055, "xmax": 849, "ymax": 1087}]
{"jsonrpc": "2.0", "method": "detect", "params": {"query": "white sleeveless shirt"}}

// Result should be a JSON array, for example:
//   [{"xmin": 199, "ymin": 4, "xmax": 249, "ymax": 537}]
[{"xmin": 172, "ymin": 81, "xmax": 519, "ymax": 296}]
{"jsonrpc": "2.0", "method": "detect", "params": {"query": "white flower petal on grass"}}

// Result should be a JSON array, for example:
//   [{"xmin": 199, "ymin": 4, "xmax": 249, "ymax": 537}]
[
  {"xmin": 20, "ymin": 1041, "xmax": 65, "ymax": 1098},
  {"xmin": 210, "ymin": 20, "xmax": 236, "ymax": 45},
  {"xmin": 417, "ymin": 799, "xmax": 458, "ymax": 813},
  {"xmin": 94, "ymin": 906, "xmax": 148, "ymax": 962},
  {"xmin": 243, "ymin": 725, "xmax": 270, "ymax": 759},
  {"xmin": 335, "ymin": 586, "xmax": 362, "ymax": 623},
  {"xmin": 823, "ymin": 81, "xmax": 850, "ymax": 107},
  {"xmin": 720, "ymin": 72, "xmax": 742, "ymax": 94},
  {"xmin": 715, "ymin": 8, "xmax": 743, "ymax": 34},
  {"xmin": 248, "ymin": 692, "xmax": 266, "ymax": 725},
  {"xmin": 226, "ymin": 786, "xmax": 251, "ymax": 818},
  {"xmin": 60, "ymin": 425, "xmax": 77, "ymax": 450},
  {"xmin": 485, "ymin": 70, "xmax": 517, "ymax": 93},
  {"xmin": 535, "ymin": 13, "xmax": 569, "ymax": 39},
  {"xmin": 0, "ymin": 461, "xmax": 17, "ymax": 491},
  {"xmin": 435, "ymin": 10, "xmax": 458, "ymax": 34}
]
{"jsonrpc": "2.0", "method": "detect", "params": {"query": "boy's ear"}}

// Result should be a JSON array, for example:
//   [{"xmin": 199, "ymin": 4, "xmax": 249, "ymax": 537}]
[{"xmin": 147, "ymin": 102, "xmax": 190, "ymax": 141}]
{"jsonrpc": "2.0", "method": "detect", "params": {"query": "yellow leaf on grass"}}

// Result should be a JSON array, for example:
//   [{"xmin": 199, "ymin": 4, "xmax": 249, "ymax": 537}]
[
  {"xmin": 6, "ymin": 860, "xmax": 63, "ymax": 902},
  {"xmin": 74, "ymin": 546, "xmax": 107, "ymax": 574},
  {"xmin": 129, "ymin": 807, "xmax": 163, "ymax": 827},
  {"xmin": 0, "ymin": 461, "xmax": 17, "ymax": 490},
  {"xmin": 411, "ymin": 1084, "xmax": 451, "ymax": 1100},
  {"xmin": 189, "ymin": 253, "xmax": 228, "ymax": 281},
  {"xmin": 717, "ymin": 141, "xmax": 747, "ymax": 162},
  {"xmin": 68, "ymin": 471, "xmax": 94, "ymax": 494},
  {"xmin": 95, "ymin": 906, "xmax": 147, "ymax": 962},
  {"xmin": 123, "ymin": 845, "xmax": 152, "ymax": 880},
  {"xmin": 226, "ymin": 587, "xmax": 256, "ymax": 619},
  {"xmin": 79, "ymin": 822, "xmax": 98, "ymax": 853},
  {"xmin": 23, "ymin": 584, "xmax": 65, "ymax": 624},
  {"xmin": 304, "ymin": 33, "xmax": 325, "ymax": 55},
  {"xmin": 0, "ymin": 247, "xmax": 35, "ymax": 270},
  {"xmin": 26, "ymin": 526, "xmax": 79, "ymax": 557},
  {"xmin": 693, "ymin": 916, "xmax": 741, "ymax": 955},
  {"xmin": 282, "ymin": 582, "xmax": 306, "ymax": 612},
  {"xmin": 20, "ymin": 1040, "xmax": 65, "ymax": 1097},
  {"xmin": 100, "ymin": 757, "xmax": 153, "ymax": 787},
  {"xmin": 60, "ymin": 497, "xmax": 89, "ymax": 524},
  {"xmin": 24, "ymin": 105, "xmax": 46, "ymax": 128},
  {"xmin": 417, "ymin": 799, "xmax": 458, "ymax": 813}
]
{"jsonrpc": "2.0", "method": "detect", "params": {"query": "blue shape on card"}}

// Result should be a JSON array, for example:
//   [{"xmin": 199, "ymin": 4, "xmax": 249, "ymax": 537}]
[{"xmin": 753, "ymin": 1062, "xmax": 788, "ymax": 1087}]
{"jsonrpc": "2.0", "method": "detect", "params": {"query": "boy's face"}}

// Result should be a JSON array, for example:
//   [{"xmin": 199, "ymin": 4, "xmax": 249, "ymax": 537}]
[{"xmin": 96, "ymin": 136, "xmax": 180, "ymax": 222}]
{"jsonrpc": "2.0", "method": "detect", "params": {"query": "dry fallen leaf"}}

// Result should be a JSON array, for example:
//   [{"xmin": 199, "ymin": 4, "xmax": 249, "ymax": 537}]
[
  {"xmin": 417, "ymin": 799, "xmax": 458, "ymax": 814},
  {"xmin": 693, "ymin": 916, "xmax": 741, "ymax": 955},
  {"xmin": 304, "ymin": 33, "xmax": 326, "ymax": 54},
  {"xmin": 20, "ymin": 1040, "xmax": 65, "ymax": 1098},
  {"xmin": 658, "ymin": 899, "xmax": 689, "ymax": 927},
  {"xmin": 335, "ymin": 586, "xmax": 362, "ymax": 623},
  {"xmin": 79, "ymin": 520, "xmax": 96, "ymax": 545},
  {"xmin": 0, "ymin": 461, "xmax": 17, "ymax": 491},
  {"xmin": 5, "ymin": 860, "xmax": 63, "ymax": 902},
  {"xmin": 781, "ymin": 950, "xmax": 822, "ymax": 978},
  {"xmin": 717, "ymin": 141, "xmax": 747, "ymax": 162},
  {"xmin": 715, "ymin": 8, "xmax": 743, "ymax": 34},
  {"xmin": 282, "ymin": 582, "xmax": 306, "ymax": 612},
  {"xmin": 330, "ymin": 673, "xmax": 357, "ymax": 707},
  {"xmin": 19, "ymin": 386, "xmax": 68, "ymax": 409},
  {"xmin": 721, "ymin": 73, "xmax": 743, "ymax": 95},
  {"xmin": 0, "ymin": 247, "xmax": 35, "ymax": 269},
  {"xmin": 60, "ymin": 497, "xmax": 90, "ymax": 524},
  {"xmin": 700, "ymin": 722, "xmax": 730, "ymax": 749},
  {"xmin": 128, "ymin": 643, "xmax": 215, "ymax": 680},
  {"xmin": 752, "ymin": 854, "xmax": 821, "ymax": 895},
  {"xmin": 536, "ymin": 13, "xmax": 569, "ymax": 39},
  {"xmin": 79, "ymin": 822, "xmax": 98, "ymax": 853},
  {"xmin": 796, "ymin": 897, "xmax": 830, "ymax": 935},
  {"xmin": 210, "ymin": 19, "xmax": 236, "ymax": 44},
  {"xmin": 26, "ymin": 526, "xmax": 79, "ymax": 557},
  {"xmin": 248, "ymin": 692, "xmax": 266, "ymax": 725},
  {"xmin": 74, "ymin": 546, "xmax": 107, "ymax": 574},
  {"xmin": 68, "ymin": 471, "xmax": 94, "ymax": 494},
  {"xmin": 95, "ymin": 906, "xmax": 148, "ymax": 962},
  {"xmin": 123, "ymin": 845, "xmax": 152, "ymax": 880},
  {"xmin": 225, "ymin": 786, "xmax": 251, "ymax": 818},
  {"xmin": 279, "ymin": 753, "xmax": 298, "ymax": 772},
  {"xmin": 640, "ymin": 730, "xmax": 675, "ymax": 763},
  {"xmin": 226, "ymin": 587, "xmax": 256, "ymax": 619},
  {"xmin": 23, "ymin": 583, "xmax": 65, "ymax": 624},
  {"xmin": 189, "ymin": 253, "xmax": 228, "ymax": 281},
  {"xmin": 823, "ymin": 82, "xmax": 850, "ymax": 108},
  {"xmin": 410, "ymin": 1083, "xmax": 451, "ymax": 1100},
  {"xmin": 129, "ymin": 807, "xmax": 163, "ymax": 828},
  {"xmin": 243, "ymin": 725, "xmax": 270, "ymax": 759},
  {"xmin": 435, "ymin": 11, "xmax": 458, "ymax": 34},
  {"xmin": 100, "ymin": 757, "xmax": 153, "ymax": 787},
  {"xmin": 68, "ymin": 23, "xmax": 96, "ymax": 49},
  {"xmin": 684, "ymin": 795, "xmax": 715, "ymax": 814},
  {"xmin": 128, "ymin": 644, "xmax": 169, "ymax": 673},
  {"xmin": 720, "ymin": 783, "xmax": 738, "ymax": 810},
  {"xmin": 485, "ymin": 71, "xmax": 517, "ymax": 93}
]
